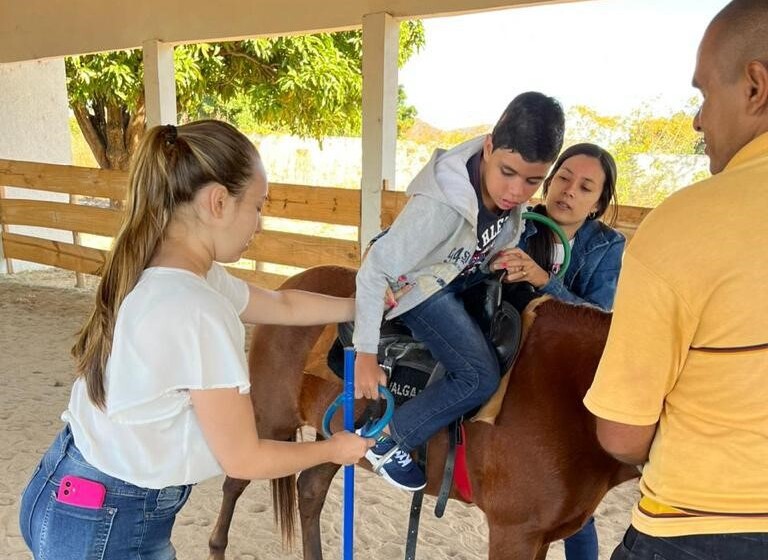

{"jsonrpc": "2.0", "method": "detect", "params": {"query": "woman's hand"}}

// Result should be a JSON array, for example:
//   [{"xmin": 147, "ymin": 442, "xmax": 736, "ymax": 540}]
[
  {"xmin": 354, "ymin": 352, "xmax": 387, "ymax": 399},
  {"xmin": 328, "ymin": 431, "xmax": 375, "ymax": 465},
  {"xmin": 491, "ymin": 248, "xmax": 550, "ymax": 289}
]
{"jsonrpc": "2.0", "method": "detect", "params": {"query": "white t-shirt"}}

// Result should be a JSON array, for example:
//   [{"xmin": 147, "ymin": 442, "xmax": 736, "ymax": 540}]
[
  {"xmin": 63, "ymin": 263, "xmax": 250, "ymax": 489},
  {"xmin": 550, "ymin": 240, "xmax": 574, "ymax": 277}
]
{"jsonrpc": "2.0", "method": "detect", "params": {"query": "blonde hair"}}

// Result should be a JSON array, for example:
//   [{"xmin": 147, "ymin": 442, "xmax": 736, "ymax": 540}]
[{"xmin": 72, "ymin": 120, "xmax": 259, "ymax": 408}]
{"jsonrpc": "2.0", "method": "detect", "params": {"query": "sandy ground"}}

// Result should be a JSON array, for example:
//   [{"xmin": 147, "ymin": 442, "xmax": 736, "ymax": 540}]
[{"xmin": 0, "ymin": 269, "xmax": 639, "ymax": 559}]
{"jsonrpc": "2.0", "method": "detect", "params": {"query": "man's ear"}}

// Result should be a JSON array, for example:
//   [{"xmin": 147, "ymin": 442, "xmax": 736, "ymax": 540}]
[{"xmin": 745, "ymin": 60, "xmax": 768, "ymax": 115}]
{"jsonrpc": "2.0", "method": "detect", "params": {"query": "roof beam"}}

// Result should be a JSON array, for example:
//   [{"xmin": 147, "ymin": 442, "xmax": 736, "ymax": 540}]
[{"xmin": 1, "ymin": 0, "xmax": 579, "ymax": 63}]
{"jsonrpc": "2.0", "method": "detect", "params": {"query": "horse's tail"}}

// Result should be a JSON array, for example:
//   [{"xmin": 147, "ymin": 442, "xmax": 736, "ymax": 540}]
[
  {"xmin": 272, "ymin": 473, "xmax": 297, "ymax": 547},
  {"xmin": 269, "ymin": 425, "xmax": 298, "ymax": 546}
]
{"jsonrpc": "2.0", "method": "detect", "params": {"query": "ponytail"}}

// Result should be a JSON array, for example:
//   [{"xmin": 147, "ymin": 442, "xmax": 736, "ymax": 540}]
[
  {"xmin": 525, "ymin": 203, "xmax": 555, "ymax": 273},
  {"xmin": 72, "ymin": 120, "xmax": 258, "ymax": 408}
]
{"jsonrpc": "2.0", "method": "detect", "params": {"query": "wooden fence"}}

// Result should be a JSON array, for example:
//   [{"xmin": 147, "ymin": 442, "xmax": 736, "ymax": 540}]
[{"xmin": 0, "ymin": 158, "xmax": 652, "ymax": 287}]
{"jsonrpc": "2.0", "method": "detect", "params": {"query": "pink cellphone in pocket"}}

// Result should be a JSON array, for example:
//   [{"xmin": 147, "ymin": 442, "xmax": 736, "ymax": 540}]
[{"xmin": 56, "ymin": 475, "xmax": 106, "ymax": 509}]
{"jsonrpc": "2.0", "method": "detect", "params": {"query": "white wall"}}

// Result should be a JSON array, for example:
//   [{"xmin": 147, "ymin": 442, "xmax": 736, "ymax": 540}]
[{"xmin": 0, "ymin": 58, "xmax": 73, "ymax": 272}]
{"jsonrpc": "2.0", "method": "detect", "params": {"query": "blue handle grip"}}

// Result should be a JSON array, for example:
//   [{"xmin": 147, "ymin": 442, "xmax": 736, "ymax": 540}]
[{"xmin": 322, "ymin": 385, "xmax": 395, "ymax": 440}]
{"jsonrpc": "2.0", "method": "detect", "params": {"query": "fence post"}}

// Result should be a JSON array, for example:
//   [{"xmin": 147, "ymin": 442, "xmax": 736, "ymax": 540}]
[
  {"xmin": 0, "ymin": 185, "xmax": 11, "ymax": 274},
  {"xmin": 69, "ymin": 193, "xmax": 85, "ymax": 287}
]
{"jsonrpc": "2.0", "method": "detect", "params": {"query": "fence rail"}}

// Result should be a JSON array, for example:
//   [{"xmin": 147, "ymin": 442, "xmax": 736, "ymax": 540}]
[{"xmin": 0, "ymin": 158, "xmax": 650, "ymax": 287}]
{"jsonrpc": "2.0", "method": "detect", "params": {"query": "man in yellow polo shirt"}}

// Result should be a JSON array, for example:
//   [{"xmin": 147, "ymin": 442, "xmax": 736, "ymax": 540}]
[{"xmin": 583, "ymin": 1, "xmax": 768, "ymax": 558}]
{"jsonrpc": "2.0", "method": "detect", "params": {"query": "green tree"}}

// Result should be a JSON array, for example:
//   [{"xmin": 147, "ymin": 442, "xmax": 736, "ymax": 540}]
[
  {"xmin": 67, "ymin": 50, "xmax": 145, "ymax": 170},
  {"xmin": 566, "ymin": 100, "xmax": 707, "ymax": 207},
  {"xmin": 66, "ymin": 22, "xmax": 425, "ymax": 170}
]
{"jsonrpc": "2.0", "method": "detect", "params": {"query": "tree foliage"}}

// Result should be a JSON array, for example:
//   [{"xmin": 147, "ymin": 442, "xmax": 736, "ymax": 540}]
[
  {"xmin": 398, "ymin": 100, "xmax": 707, "ymax": 208},
  {"xmin": 566, "ymin": 100, "xmax": 707, "ymax": 207},
  {"xmin": 66, "ymin": 50, "xmax": 145, "ymax": 169},
  {"xmin": 66, "ymin": 22, "xmax": 425, "ymax": 169}
]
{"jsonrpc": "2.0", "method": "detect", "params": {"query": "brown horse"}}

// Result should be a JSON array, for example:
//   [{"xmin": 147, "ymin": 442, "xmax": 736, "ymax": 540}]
[{"xmin": 207, "ymin": 265, "xmax": 638, "ymax": 560}]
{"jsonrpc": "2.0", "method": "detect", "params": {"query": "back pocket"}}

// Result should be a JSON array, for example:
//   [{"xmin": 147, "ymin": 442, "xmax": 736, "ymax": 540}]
[{"xmin": 39, "ymin": 493, "xmax": 116, "ymax": 560}]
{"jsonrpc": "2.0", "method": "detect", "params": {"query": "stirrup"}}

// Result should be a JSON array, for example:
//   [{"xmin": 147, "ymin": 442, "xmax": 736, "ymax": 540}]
[{"xmin": 370, "ymin": 443, "xmax": 405, "ymax": 475}]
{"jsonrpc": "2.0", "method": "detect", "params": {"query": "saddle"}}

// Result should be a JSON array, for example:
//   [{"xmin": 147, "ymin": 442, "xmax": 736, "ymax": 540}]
[{"xmin": 327, "ymin": 275, "xmax": 524, "ymax": 408}]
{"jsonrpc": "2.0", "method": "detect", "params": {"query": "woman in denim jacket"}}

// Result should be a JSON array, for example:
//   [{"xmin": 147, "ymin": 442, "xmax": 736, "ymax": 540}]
[
  {"xmin": 498, "ymin": 143, "xmax": 624, "ymax": 310},
  {"xmin": 494, "ymin": 142, "xmax": 624, "ymax": 560}
]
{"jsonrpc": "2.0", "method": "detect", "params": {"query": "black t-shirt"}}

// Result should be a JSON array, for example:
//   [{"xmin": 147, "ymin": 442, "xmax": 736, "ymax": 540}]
[{"xmin": 461, "ymin": 151, "xmax": 510, "ymax": 274}]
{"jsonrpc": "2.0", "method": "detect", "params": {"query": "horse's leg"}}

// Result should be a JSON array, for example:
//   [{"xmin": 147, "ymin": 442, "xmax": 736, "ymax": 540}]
[
  {"xmin": 297, "ymin": 461, "xmax": 342, "ymax": 560},
  {"xmin": 487, "ymin": 522, "xmax": 543, "ymax": 560},
  {"xmin": 208, "ymin": 476, "xmax": 251, "ymax": 560}
]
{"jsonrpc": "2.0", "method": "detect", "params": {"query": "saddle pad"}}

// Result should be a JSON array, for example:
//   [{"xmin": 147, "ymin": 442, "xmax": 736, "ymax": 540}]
[{"xmin": 472, "ymin": 296, "xmax": 547, "ymax": 424}]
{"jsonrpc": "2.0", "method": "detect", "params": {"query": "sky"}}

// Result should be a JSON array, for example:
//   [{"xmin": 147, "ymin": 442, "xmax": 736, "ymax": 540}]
[{"xmin": 398, "ymin": 0, "xmax": 730, "ymax": 130}]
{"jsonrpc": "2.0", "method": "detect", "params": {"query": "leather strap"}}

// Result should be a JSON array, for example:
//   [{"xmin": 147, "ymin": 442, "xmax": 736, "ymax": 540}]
[
  {"xmin": 434, "ymin": 420, "xmax": 459, "ymax": 518},
  {"xmin": 405, "ymin": 446, "xmax": 427, "ymax": 560}
]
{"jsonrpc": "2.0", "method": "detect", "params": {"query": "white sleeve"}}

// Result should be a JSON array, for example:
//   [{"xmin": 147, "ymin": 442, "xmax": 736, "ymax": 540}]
[{"xmin": 206, "ymin": 262, "xmax": 249, "ymax": 314}]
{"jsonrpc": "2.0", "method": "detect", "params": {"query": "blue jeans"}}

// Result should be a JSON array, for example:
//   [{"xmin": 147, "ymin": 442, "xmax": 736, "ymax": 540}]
[
  {"xmin": 565, "ymin": 516, "xmax": 598, "ymax": 560},
  {"xmin": 19, "ymin": 425, "xmax": 192, "ymax": 560},
  {"xmin": 611, "ymin": 525, "xmax": 768, "ymax": 560},
  {"xmin": 390, "ymin": 271, "xmax": 500, "ymax": 452}
]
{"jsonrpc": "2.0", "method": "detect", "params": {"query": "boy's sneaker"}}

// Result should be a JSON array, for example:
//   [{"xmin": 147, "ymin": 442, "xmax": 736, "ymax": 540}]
[{"xmin": 364, "ymin": 435, "xmax": 426, "ymax": 492}]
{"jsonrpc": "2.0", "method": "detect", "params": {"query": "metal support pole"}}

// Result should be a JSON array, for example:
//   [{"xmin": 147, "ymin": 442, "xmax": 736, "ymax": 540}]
[{"xmin": 342, "ymin": 347, "xmax": 356, "ymax": 559}]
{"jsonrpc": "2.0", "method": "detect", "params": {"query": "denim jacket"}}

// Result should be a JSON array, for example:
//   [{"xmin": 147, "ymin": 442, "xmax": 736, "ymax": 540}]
[{"xmin": 518, "ymin": 217, "xmax": 626, "ymax": 311}]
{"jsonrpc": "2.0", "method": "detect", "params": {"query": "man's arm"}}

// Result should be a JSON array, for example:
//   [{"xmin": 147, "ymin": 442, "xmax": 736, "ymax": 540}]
[{"xmin": 595, "ymin": 418, "xmax": 657, "ymax": 465}]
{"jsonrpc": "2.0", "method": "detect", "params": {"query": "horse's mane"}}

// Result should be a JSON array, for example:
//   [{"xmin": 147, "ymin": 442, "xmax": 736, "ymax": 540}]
[
  {"xmin": 522, "ymin": 296, "xmax": 612, "ymax": 343},
  {"xmin": 519, "ymin": 296, "xmax": 613, "ymax": 391},
  {"xmin": 475, "ymin": 297, "xmax": 612, "ymax": 424}
]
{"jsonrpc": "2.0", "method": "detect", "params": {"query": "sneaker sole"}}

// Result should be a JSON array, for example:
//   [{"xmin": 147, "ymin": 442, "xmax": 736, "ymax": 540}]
[
  {"xmin": 365, "ymin": 450, "xmax": 427, "ymax": 493},
  {"xmin": 379, "ymin": 470, "xmax": 427, "ymax": 493}
]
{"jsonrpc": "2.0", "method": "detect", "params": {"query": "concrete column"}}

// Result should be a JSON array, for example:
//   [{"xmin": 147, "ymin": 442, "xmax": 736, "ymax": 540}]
[
  {"xmin": 142, "ymin": 40, "xmax": 177, "ymax": 127},
  {"xmin": 360, "ymin": 12, "xmax": 399, "ymax": 251}
]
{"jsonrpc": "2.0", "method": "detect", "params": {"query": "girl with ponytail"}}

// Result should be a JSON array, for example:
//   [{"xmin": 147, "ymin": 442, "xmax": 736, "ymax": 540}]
[{"xmin": 20, "ymin": 120, "xmax": 372, "ymax": 560}]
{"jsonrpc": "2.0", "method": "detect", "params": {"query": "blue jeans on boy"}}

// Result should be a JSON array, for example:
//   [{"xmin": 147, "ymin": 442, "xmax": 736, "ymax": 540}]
[
  {"xmin": 611, "ymin": 525, "xmax": 768, "ymax": 560},
  {"xmin": 389, "ymin": 270, "xmax": 500, "ymax": 453},
  {"xmin": 19, "ymin": 425, "xmax": 192, "ymax": 560},
  {"xmin": 565, "ymin": 516, "xmax": 598, "ymax": 560}
]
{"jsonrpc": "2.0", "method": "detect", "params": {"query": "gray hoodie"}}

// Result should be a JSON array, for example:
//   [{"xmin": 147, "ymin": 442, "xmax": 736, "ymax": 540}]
[{"xmin": 353, "ymin": 136, "xmax": 525, "ymax": 354}]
